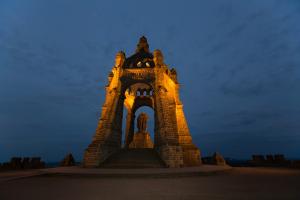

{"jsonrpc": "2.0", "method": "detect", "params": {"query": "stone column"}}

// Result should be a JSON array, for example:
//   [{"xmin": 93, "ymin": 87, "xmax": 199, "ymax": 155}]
[
  {"xmin": 110, "ymin": 94, "xmax": 125, "ymax": 147},
  {"xmin": 154, "ymin": 88, "xmax": 184, "ymax": 168},
  {"xmin": 124, "ymin": 111, "xmax": 135, "ymax": 148},
  {"xmin": 83, "ymin": 84, "xmax": 125, "ymax": 167}
]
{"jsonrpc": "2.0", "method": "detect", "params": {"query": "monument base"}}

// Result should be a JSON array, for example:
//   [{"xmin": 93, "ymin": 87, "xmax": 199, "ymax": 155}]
[
  {"xmin": 157, "ymin": 144, "xmax": 201, "ymax": 168},
  {"xmin": 129, "ymin": 131, "xmax": 154, "ymax": 149},
  {"xmin": 83, "ymin": 142, "xmax": 119, "ymax": 168}
]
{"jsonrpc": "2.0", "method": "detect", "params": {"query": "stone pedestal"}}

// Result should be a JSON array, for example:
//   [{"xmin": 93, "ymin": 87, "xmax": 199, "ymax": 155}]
[
  {"xmin": 181, "ymin": 145, "xmax": 202, "ymax": 166},
  {"xmin": 129, "ymin": 131, "xmax": 154, "ymax": 149},
  {"xmin": 83, "ymin": 142, "xmax": 119, "ymax": 168},
  {"xmin": 157, "ymin": 144, "xmax": 184, "ymax": 168}
]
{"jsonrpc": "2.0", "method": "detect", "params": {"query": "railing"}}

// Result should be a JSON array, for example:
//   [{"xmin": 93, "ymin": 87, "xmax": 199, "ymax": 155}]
[{"xmin": 122, "ymin": 68, "xmax": 155, "ymax": 81}]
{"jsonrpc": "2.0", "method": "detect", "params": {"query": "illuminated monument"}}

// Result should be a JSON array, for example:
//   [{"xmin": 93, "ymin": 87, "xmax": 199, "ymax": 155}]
[{"xmin": 83, "ymin": 36, "xmax": 201, "ymax": 168}]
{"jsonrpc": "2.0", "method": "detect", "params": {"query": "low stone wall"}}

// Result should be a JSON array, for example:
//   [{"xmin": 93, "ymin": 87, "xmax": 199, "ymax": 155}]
[
  {"xmin": 83, "ymin": 142, "xmax": 120, "ymax": 168},
  {"xmin": 181, "ymin": 145, "xmax": 202, "ymax": 166},
  {"xmin": 291, "ymin": 160, "xmax": 300, "ymax": 168},
  {"xmin": 249, "ymin": 154, "xmax": 291, "ymax": 167},
  {"xmin": 156, "ymin": 144, "xmax": 202, "ymax": 168},
  {"xmin": 157, "ymin": 145, "xmax": 184, "ymax": 168},
  {"xmin": 202, "ymin": 152, "xmax": 226, "ymax": 166},
  {"xmin": 0, "ymin": 157, "xmax": 45, "ymax": 171}
]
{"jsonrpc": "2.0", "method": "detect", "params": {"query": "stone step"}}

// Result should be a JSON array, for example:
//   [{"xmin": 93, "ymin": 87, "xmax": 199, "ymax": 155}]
[{"xmin": 100, "ymin": 148, "xmax": 166, "ymax": 168}]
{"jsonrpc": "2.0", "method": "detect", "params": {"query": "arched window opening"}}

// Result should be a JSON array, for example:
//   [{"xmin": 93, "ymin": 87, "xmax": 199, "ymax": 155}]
[
  {"xmin": 121, "ymin": 106, "xmax": 154, "ymax": 148},
  {"xmin": 134, "ymin": 106, "xmax": 155, "ymax": 142}
]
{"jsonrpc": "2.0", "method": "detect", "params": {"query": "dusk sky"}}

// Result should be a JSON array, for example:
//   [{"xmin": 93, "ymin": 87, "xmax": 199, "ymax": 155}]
[{"xmin": 0, "ymin": 0, "xmax": 300, "ymax": 162}]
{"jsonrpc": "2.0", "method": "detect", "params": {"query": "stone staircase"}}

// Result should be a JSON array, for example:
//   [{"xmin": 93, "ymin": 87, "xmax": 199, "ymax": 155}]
[
  {"xmin": 100, "ymin": 148, "xmax": 166, "ymax": 168},
  {"xmin": 83, "ymin": 142, "xmax": 101, "ymax": 167}
]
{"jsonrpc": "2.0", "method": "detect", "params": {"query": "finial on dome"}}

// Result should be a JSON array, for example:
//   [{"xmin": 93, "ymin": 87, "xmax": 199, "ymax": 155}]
[{"xmin": 136, "ymin": 36, "xmax": 149, "ymax": 53}]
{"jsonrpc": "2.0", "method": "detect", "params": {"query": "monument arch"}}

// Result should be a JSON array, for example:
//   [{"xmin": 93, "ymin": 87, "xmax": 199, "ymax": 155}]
[{"xmin": 83, "ymin": 36, "xmax": 201, "ymax": 168}]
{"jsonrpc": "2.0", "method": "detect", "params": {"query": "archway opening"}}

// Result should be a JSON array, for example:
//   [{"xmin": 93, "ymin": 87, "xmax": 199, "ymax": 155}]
[
  {"xmin": 121, "ymin": 82, "xmax": 154, "ymax": 148},
  {"xmin": 134, "ymin": 106, "xmax": 155, "ymax": 143},
  {"xmin": 121, "ymin": 106, "xmax": 155, "ymax": 148},
  {"xmin": 121, "ymin": 108, "xmax": 128, "ymax": 147}
]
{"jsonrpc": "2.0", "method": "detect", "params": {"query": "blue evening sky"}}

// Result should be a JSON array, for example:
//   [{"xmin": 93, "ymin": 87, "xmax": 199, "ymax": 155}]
[{"xmin": 0, "ymin": 0, "xmax": 300, "ymax": 162}]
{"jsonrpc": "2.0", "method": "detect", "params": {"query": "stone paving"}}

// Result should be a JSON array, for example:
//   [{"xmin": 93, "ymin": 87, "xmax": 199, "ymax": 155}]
[{"xmin": 1, "ymin": 167, "xmax": 300, "ymax": 200}]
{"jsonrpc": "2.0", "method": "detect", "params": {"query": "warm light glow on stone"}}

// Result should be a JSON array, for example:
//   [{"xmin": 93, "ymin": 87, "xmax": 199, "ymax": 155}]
[{"xmin": 83, "ymin": 37, "xmax": 201, "ymax": 168}]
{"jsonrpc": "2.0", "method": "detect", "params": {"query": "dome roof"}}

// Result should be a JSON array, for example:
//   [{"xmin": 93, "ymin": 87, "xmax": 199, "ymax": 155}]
[{"xmin": 123, "ymin": 36, "xmax": 155, "ymax": 68}]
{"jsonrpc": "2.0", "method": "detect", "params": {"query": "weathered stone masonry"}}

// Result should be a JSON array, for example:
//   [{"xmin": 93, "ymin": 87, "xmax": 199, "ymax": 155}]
[{"xmin": 83, "ymin": 36, "xmax": 201, "ymax": 168}]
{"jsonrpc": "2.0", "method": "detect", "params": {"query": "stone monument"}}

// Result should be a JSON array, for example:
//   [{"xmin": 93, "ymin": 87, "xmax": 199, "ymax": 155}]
[
  {"xmin": 83, "ymin": 36, "xmax": 201, "ymax": 168},
  {"xmin": 129, "ymin": 112, "xmax": 154, "ymax": 149}
]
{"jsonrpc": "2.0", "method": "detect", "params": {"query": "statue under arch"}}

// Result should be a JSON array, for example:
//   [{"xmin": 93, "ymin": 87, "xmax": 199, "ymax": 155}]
[
  {"xmin": 128, "ymin": 112, "xmax": 154, "ymax": 149},
  {"xmin": 83, "ymin": 36, "xmax": 201, "ymax": 168}
]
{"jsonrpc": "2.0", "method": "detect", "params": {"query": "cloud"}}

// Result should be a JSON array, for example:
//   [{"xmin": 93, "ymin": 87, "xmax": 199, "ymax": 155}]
[
  {"xmin": 220, "ymin": 110, "xmax": 282, "ymax": 129},
  {"xmin": 220, "ymin": 79, "xmax": 265, "ymax": 97},
  {"xmin": 1, "ymin": 0, "xmax": 300, "ymax": 161}
]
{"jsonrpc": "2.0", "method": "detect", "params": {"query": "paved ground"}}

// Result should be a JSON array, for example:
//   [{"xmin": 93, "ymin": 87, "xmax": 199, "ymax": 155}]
[
  {"xmin": 0, "ymin": 167, "xmax": 299, "ymax": 200},
  {"xmin": 0, "ymin": 169, "xmax": 45, "ymax": 182},
  {"xmin": 39, "ymin": 165, "xmax": 232, "ymax": 177}
]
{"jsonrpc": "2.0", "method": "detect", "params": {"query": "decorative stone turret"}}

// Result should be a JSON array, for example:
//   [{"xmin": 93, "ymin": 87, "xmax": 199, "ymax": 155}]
[
  {"xmin": 153, "ymin": 49, "xmax": 165, "ymax": 67},
  {"xmin": 136, "ymin": 36, "xmax": 150, "ymax": 53}
]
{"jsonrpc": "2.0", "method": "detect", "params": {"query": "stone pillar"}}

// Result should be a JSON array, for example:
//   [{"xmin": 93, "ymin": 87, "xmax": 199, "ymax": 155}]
[
  {"xmin": 154, "ymin": 90, "xmax": 184, "ymax": 167},
  {"xmin": 152, "ymin": 67, "xmax": 201, "ymax": 167},
  {"xmin": 83, "ymin": 68, "xmax": 125, "ymax": 167},
  {"xmin": 152, "ymin": 68, "xmax": 183, "ymax": 167},
  {"xmin": 111, "ymin": 94, "xmax": 125, "ymax": 146},
  {"xmin": 124, "ymin": 112, "xmax": 135, "ymax": 148},
  {"xmin": 83, "ymin": 90, "xmax": 123, "ymax": 167},
  {"xmin": 174, "ymin": 92, "xmax": 201, "ymax": 166}
]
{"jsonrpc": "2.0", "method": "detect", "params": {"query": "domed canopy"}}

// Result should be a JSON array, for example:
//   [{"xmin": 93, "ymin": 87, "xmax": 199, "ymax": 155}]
[{"xmin": 123, "ymin": 36, "xmax": 155, "ymax": 68}]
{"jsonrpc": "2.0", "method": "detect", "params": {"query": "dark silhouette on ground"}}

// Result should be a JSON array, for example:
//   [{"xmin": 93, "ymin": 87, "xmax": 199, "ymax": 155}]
[
  {"xmin": 0, "ymin": 157, "xmax": 45, "ymax": 171},
  {"xmin": 60, "ymin": 153, "xmax": 76, "ymax": 167}
]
